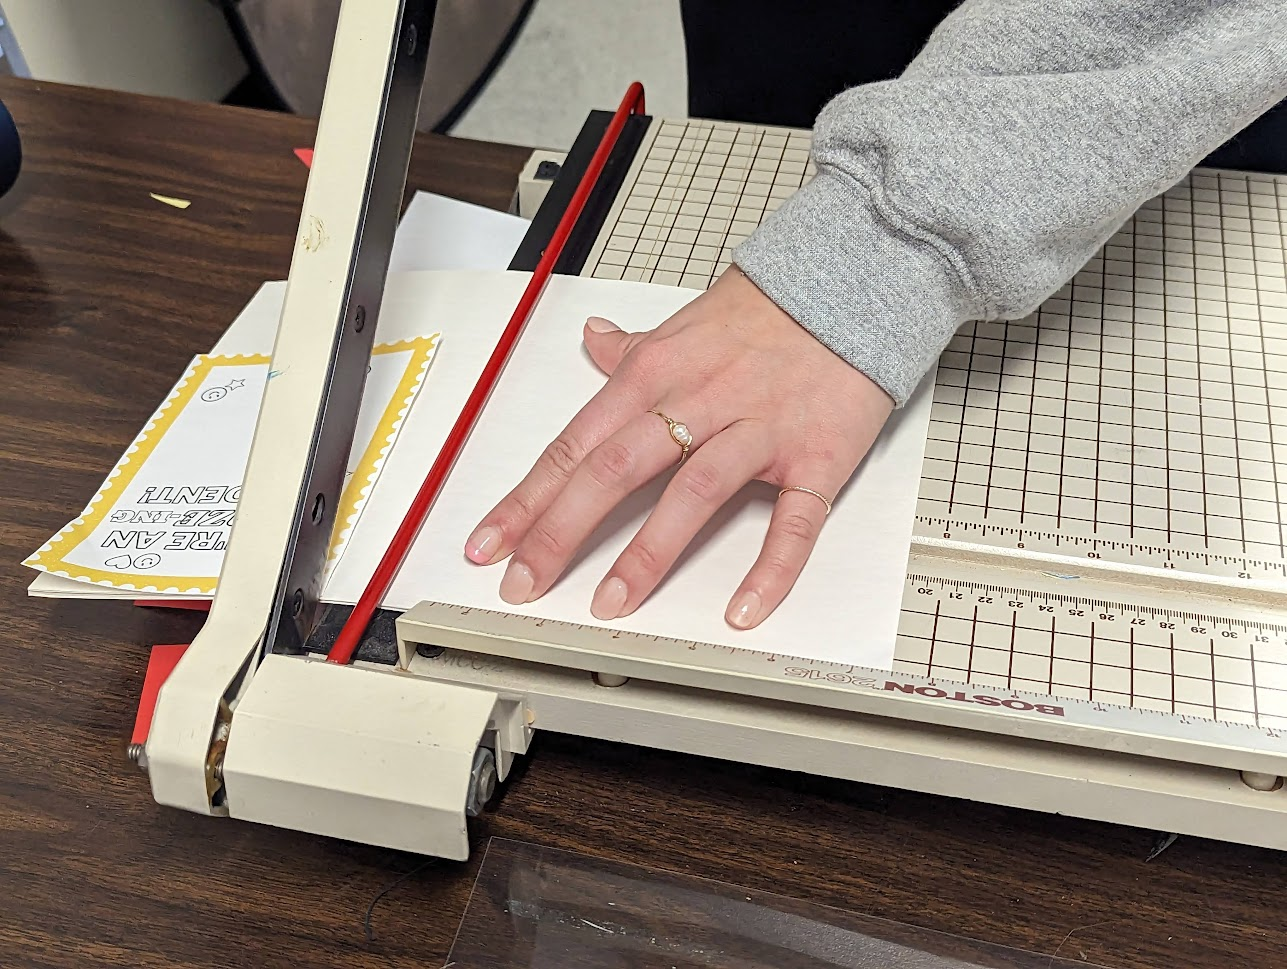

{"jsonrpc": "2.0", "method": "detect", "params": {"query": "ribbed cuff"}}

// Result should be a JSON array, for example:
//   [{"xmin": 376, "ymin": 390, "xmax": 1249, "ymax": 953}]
[{"xmin": 733, "ymin": 169, "xmax": 976, "ymax": 406}]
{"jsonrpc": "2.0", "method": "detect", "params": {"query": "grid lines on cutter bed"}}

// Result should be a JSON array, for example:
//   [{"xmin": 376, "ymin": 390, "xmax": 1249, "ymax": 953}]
[
  {"xmin": 889, "ymin": 576, "xmax": 1287, "ymax": 729},
  {"xmin": 581, "ymin": 126, "xmax": 1287, "ymax": 729},
  {"xmin": 915, "ymin": 170, "xmax": 1287, "ymax": 581},
  {"xmin": 584, "ymin": 118, "xmax": 813, "ymax": 290}
]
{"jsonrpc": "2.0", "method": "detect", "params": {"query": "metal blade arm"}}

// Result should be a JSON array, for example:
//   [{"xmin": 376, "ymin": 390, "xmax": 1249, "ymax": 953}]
[{"xmin": 147, "ymin": 0, "xmax": 436, "ymax": 814}]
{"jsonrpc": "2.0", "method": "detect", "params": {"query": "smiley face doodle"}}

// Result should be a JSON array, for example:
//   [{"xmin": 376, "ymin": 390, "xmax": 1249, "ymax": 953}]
[{"xmin": 103, "ymin": 552, "xmax": 163, "ymax": 571}]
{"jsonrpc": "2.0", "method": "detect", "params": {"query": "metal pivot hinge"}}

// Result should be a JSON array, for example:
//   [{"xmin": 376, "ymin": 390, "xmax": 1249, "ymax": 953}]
[{"xmin": 465, "ymin": 747, "xmax": 497, "ymax": 817}]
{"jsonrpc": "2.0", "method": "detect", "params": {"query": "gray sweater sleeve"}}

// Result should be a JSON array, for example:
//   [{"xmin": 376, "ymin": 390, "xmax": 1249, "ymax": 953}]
[{"xmin": 733, "ymin": 0, "xmax": 1287, "ymax": 406}]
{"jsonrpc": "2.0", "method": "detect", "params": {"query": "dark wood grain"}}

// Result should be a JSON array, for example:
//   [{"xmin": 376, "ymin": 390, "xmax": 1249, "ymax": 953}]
[{"xmin": 1, "ymin": 77, "xmax": 1285, "ymax": 969}]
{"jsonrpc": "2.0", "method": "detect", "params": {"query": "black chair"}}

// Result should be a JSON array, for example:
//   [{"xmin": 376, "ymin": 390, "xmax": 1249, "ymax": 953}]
[{"xmin": 0, "ymin": 96, "xmax": 19, "ymax": 198}]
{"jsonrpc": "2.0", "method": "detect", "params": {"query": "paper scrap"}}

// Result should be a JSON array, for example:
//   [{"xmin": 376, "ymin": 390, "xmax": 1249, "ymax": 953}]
[
  {"xmin": 294, "ymin": 147, "xmax": 314, "ymax": 168},
  {"xmin": 25, "ymin": 337, "xmax": 438, "ymax": 595},
  {"xmin": 1146, "ymin": 832, "xmax": 1179, "ymax": 861},
  {"xmin": 322, "ymin": 270, "xmax": 933, "ymax": 670},
  {"xmin": 387, "ymin": 192, "xmax": 530, "ymax": 274},
  {"xmin": 150, "ymin": 192, "xmax": 191, "ymax": 209}
]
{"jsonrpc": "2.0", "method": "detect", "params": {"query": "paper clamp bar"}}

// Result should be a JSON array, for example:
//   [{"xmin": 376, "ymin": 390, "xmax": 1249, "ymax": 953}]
[{"xmin": 325, "ymin": 81, "xmax": 649, "ymax": 664}]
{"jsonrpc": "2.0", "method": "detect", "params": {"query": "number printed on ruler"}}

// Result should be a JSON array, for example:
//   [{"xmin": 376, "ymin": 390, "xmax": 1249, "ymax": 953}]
[
  {"xmin": 915, "ymin": 170, "xmax": 1287, "ymax": 585},
  {"xmin": 891, "ymin": 572, "xmax": 1287, "ymax": 729},
  {"xmin": 917, "ymin": 517, "xmax": 1287, "ymax": 582}
]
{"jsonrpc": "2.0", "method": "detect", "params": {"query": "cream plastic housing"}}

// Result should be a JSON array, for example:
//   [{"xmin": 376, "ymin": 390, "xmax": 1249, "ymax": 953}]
[
  {"xmin": 393, "ymin": 625, "xmax": 1287, "ymax": 851},
  {"xmin": 222, "ymin": 655, "xmax": 530, "ymax": 860}
]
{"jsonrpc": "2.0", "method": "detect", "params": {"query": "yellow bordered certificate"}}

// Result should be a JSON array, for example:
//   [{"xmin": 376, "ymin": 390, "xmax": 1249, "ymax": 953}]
[{"xmin": 25, "ymin": 336, "xmax": 438, "ymax": 595}]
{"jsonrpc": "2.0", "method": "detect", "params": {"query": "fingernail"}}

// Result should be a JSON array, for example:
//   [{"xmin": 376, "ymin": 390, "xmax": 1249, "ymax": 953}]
[
  {"xmin": 499, "ymin": 561, "xmax": 535, "ymax": 604},
  {"xmin": 726, "ymin": 590, "xmax": 762, "ymax": 629},
  {"xmin": 464, "ymin": 525, "xmax": 501, "ymax": 563},
  {"xmin": 590, "ymin": 576, "xmax": 629, "ymax": 621},
  {"xmin": 586, "ymin": 316, "xmax": 617, "ymax": 333}
]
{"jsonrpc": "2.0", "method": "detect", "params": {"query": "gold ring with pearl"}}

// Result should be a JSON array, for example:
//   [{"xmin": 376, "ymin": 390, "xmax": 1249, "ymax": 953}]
[{"xmin": 649, "ymin": 410, "xmax": 692, "ymax": 462}]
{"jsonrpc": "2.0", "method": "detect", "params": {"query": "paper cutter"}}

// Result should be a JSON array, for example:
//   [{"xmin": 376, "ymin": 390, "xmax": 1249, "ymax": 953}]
[{"xmin": 137, "ymin": 0, "xmax": 1287, "ymax": 861}]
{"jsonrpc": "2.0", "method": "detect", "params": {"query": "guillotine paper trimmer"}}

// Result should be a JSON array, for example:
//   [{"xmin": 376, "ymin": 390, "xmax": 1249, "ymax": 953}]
[{"xmin": 140, "ymin": 0, "xmax": 1287, "ymax": 860}]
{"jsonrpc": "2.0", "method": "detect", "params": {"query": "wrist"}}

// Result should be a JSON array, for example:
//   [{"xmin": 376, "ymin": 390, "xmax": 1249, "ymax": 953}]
[{"xmin": 733, "ymin": 169, "xmax": 974, "ymax": 406}]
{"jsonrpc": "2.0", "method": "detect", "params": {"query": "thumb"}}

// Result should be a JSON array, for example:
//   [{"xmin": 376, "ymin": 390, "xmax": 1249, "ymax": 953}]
[{"xmin": 583, "ymin": 316, "xmax": 647, "ymax": 375}]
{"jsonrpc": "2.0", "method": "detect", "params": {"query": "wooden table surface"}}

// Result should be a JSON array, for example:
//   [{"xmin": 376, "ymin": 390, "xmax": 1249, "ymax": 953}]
[{"xmin": 2, "ymin": 77, "xmax": 1285, "ymax": 969}]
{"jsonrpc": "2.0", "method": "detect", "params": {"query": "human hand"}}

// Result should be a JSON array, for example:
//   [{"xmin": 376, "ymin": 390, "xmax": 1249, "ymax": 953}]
[{"xmin": 463, "ymin": 267, "xmax": 895, "ymax": 630}]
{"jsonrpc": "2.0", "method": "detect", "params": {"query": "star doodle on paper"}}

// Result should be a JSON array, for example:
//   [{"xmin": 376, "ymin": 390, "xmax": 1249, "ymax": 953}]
[{"xmin": 200, "ymin": 377, "xmax": 249, "ymax": 403}]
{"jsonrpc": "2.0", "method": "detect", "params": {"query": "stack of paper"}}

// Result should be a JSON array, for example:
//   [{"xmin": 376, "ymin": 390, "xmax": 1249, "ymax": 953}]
[
  {"xmin": 25, "ymin": 196, "xmax": 933, "ymax": 669},
  {"xmin": 25, "ymin": 191, "xmax": 530, "ymax": 602},
  {"xmin": 24, "ymin": 321, "xmax": 438, "ymax": 598}
]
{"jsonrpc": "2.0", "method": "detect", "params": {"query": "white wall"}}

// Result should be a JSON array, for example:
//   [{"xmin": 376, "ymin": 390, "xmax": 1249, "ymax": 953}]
[{"xmin": 3, "ymin": 0, "xmax": 245, "ymax": 101}]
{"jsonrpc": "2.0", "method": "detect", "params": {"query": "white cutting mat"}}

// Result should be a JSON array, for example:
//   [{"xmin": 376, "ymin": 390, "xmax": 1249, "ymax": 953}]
[
  {"xmin": 583, "ymin": 117, "xmax": 1287, "ymax": 732},
  {"xmin": 920, "ymin": 172, "xmax": 1287, "ymax": 582},
  {"xmin": 584, "ymin": 118, "xmax": 813, "ymax": 289}
]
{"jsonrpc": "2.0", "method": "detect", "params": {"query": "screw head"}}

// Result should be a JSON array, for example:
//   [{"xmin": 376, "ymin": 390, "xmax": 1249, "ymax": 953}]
[
  {"xmin": 353, "ymin": 305, "xmax": 366, "ymax": 333},
  {"xmin": 126, "ymin": 742, "xmax": 146, "ymax": 771},
  {"xmin": 291, "ymin": 588, "xmax": 304, "ymax": 617}
]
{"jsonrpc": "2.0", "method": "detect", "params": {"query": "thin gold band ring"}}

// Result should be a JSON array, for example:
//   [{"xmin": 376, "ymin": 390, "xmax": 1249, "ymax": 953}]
[{"xmin": 778, "ymin": 486, "xmax": 833, "ymax": 516}]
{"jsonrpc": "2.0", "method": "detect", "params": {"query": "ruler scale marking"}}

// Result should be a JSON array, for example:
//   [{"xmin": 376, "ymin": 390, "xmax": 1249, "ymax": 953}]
[{"xmin": 400, "ymin": 587, "xmax": 1287, "ymax": 772}]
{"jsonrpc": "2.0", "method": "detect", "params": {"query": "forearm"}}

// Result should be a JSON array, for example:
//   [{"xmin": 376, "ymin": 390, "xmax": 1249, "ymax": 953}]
[{"xmin": 734, "ymin": 0, "xmax": 1287, "ymax": 405}]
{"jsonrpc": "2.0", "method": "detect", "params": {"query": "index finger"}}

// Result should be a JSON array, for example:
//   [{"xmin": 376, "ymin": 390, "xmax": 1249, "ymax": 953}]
[{"xmin": 464, "ymin": 371, "xmax": 645, "ymax": 566}]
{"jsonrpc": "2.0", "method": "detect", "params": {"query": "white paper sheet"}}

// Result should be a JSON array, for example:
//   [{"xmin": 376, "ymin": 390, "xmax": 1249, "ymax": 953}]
[
  {"xmin": 323, "ymin": 270, "xmax": 933, "ymax": 669},
  {"xmin": 387, "ymin": 192, "xmax": 530, "ymax": 274}
]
